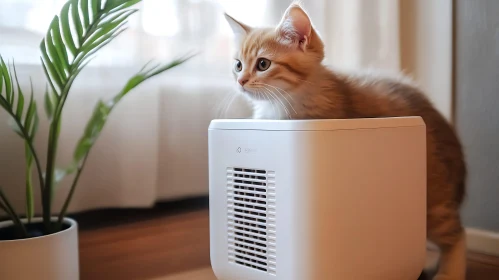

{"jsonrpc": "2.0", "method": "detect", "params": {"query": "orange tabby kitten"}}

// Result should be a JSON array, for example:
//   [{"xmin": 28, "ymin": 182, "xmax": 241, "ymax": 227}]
[{"xmin": 225, "ymin": 3, "xmax": 467, "ymax": 280}]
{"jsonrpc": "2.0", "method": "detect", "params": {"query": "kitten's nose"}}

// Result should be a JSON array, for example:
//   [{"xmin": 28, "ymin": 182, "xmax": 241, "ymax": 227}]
[{"xmin": 238, "ymin": 78, "xmax": 249, "ymax": 86}]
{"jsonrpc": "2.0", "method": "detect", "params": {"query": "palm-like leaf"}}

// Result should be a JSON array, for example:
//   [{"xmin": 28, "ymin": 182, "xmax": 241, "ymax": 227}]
[
  {"xmin": 74, "ymin": 55, "xmax": 194, "ymax": 166},
  {"xmin": 40, "ymin": 0, "xmax": 142, "ymax": 228},
  {"xmin": 55, "ymin": 54, "xmax": 194, "ymax": 228},
  {"xmin": 0, "ymin": 57, "xmax": 41, "ymax": 223},
  {"xmin": 0, "ymin": 58, "xmax": 39, "ymax": 141},
  {"xmin": 41, "ymin": 0, "xmax": 140, "ymax": 100},
  {"xmin": 0, "ymin": 0, "xmax": 193, "ymax": 234}
]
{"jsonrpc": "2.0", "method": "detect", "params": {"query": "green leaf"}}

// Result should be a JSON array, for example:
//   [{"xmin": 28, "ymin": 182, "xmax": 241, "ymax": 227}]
[
  {"xmin": 12, "ymin": 64, "xmax": 24, "ymax": 118},
  {"xmin": 31, "ymin": 105, "xmax": 39, "ymax": 136},
  {"xmin": 83, "ymin": 23, "xmax": 128, "ymax": 52},
  {"xmin": 105, "ymin": 8, "xmax": 137, "ymax": 24},
  {"xmin": 8, "ymin": 65, "xmax": 16, "ymax": 105},
  {"xmin": 40, "ymin": 59, "xmax": 59, "ymax": 95},
  {"xmin": 80, "ymin": 28, "xmax": 127, "ymax": 66},
  {"xmin": 24, "ymin": 92, "xmax": 36, "ymax": 136},
  {"xmin": 72, "ymin": 0, "xmax": 84, "ymax": 47},
  {"xmin": 60, "ymin": 2, "xmax": 77, "ymax": 55},
  {"xmin": 84, "ymin": 10, "xmax": 135, "ymax": 47},
  {"xmin": 7, "ymin": 65, "xmax": 15, "ymax": 105},
  {"xmin": 105, "ymin": 0, "xmax": 141, "ymax": 13},
  {"xmin": 40, "ymin": 41, "xmax": 63, "ymax": 89},
  {"xmin": 72, "ymin": 56, "xmax": 192, "ymax": 166},
  {"xmin": 50, "ymin": 17, "xmax": 70, "ymax": 71},
  {"xmin": 0, "ymin": 58, "xmax": 39, "ymax": 142},
  {"xmin": 73, "ymin": 100, "xmax": 110, "ymax": 163},
  {"xmin": 15, "ymin": 92, "xmax": 24, "ymax": 118},
  {"xmin": 45, "ymin": 30, "xmax": 66, "ymax": 82},
  {"xmin": 80, "ymin": 0, "xmax": 90, "ymax": 28},
  {"xmin": 42, "ymin": 0, "xmax": 143, "ymax": 100},
  {"xmin": 92, "ymin": 0, "xmax": 101, "ymax": 16},
  {"xmin": 44, "ymin": 85, "xmax": 55, "ymax": 119},
  {"xmin": 0, "ymin": 60, "xmax": 42, "ymax": 228},
  {"xmin": 59, "ymin": 55, "xmax": 192, "ymax": 185},
  {"xmin": 147, "ymin": 54, "xmax": 196, "ymax": 77},
  {"xmin": 38, "ymin": 0, "xmax": 197, "ymax": 231},
  {"xmin": 0, "ymin": 57, "xmax": 12, "ymax": 103},
  {"xmin": 57, "ymin": 57, "xmax": 194, "ymax": 230}
]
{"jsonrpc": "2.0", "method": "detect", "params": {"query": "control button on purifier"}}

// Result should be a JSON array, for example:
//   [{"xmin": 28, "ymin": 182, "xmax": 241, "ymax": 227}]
[{"xmin": 236, "ymin": 147, "xmax": 241, "ymax": 153}]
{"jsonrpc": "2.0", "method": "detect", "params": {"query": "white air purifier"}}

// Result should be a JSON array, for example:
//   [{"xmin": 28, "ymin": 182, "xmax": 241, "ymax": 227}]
[{"xmin": 209, "ymin": 117, "xmax": 427, "ymax": 280}]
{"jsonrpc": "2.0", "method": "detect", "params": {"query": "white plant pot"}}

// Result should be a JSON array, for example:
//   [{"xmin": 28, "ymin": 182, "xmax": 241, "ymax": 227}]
[{"xmin": 0, "ymin": 217, "xmax": 80, "ymax": 280}]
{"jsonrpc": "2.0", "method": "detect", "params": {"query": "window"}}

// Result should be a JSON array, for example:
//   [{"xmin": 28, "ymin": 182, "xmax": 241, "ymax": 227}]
[{"xmin": 0, "ymin": 0, "xmax": 271, "ymax": 77}]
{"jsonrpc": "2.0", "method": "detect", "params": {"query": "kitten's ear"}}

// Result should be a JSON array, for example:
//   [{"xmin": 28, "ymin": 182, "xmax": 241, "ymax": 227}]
[
  {"xmin": 224, "ymin": 13, "xmax": 251, "ymax": 43},
  {"xmin": 276, "ymin": 3, "xmax": 312, "ymax": 51}
]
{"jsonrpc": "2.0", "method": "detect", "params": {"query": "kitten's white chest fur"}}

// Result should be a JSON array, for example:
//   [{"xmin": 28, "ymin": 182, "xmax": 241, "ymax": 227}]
[
  {"xmin": 251, "ymin": 100, "xmax": 289, "ymax": 120},
  {"xmin": 249, "ymin": 86, "xmax": 309, "ymax": 120}
]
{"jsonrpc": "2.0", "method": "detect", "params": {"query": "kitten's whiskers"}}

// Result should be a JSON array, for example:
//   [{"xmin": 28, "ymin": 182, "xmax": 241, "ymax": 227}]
[
  {"xmin": 260, "ymin": 88, "xmax": 278, "ymax": 118},
  {"xmin": 257, "ymin": 89, "xmax": 264, "ymax": 102},
  {"xmin": 216, "ymin": 92, "xmax": 235, "ymax": 118},
  {"xmin": 260, "ymin": 83, "xmax": 297, "ymax": 115},
  {"xmin": 222, "ymin": 93, "xmax": 237, "ymax": 118},
  {"xmin": 262, "ymin": 87, "xmax": 291, "ymax": 119}
]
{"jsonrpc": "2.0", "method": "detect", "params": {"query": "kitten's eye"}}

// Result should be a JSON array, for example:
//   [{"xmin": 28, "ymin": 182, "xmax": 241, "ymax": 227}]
[
  {"xmin": 257, "ymin": 58, "xmax": 271, "ymax": 71},
  {"xmin": 234, "ymin": 60, "xmax": 242, "ymax": 72}
]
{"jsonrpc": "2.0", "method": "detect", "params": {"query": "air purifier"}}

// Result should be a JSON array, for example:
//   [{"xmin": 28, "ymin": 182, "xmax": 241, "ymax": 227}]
[{"xmin": 209, "ymin": 117, "xmax": 427, "ymax": 280}]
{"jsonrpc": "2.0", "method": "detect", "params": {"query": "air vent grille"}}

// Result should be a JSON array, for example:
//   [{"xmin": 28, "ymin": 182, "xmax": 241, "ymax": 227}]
[{"xmin": 227, "ymin": 167, "xmax": 276, "ymax": 276}]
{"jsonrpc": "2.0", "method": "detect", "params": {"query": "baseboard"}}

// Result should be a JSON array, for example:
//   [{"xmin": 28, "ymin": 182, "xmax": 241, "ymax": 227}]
[{"xmin": 466, "ymin": 227, "xmax": 499, "ymax": 256}]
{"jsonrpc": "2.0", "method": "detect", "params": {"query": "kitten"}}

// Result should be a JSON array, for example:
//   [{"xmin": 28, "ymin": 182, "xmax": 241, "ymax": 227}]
[{"xmin": 225, "ymin": 3, "xmax": 467, "ymax": 280}]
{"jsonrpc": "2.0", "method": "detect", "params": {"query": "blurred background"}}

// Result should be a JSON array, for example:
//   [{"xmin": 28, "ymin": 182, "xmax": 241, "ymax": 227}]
[{"xmin": 0, "ymin": 0, "xmax": 498, "ymax": 279}]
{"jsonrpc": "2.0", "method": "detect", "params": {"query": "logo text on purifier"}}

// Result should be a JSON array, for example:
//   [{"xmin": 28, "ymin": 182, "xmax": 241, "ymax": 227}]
[{"xmin": 236, "ymin": 147, "xmax": 257, "ymax": 154}]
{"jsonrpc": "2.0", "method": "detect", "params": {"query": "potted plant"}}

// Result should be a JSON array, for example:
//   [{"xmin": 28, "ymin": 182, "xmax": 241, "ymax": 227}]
[{"xmin": 0, "ymin": 0, "xmax": 191, "ymax": 279}]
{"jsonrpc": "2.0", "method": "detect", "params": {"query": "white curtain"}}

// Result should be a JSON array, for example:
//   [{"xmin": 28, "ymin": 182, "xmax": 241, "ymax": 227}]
[{"xmin": 0, "ymin": 0, "xmax": 452, "ymax": 215}]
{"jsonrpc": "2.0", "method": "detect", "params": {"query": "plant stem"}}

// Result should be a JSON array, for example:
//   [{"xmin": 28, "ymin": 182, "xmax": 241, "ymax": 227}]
[
  {"xmin": 42, "ymin": 115, "xmax": 61, "ymax": 233},
  {"xmin": 0, "ymin": 187, "xmax": 27, "ymax": 237},
  {"xmin": 0, "ymin": 200, "xmax": 9, "ymax": 218},
  {"xmin": 26, "ymin": 141, "xmax": 43, "ymax": 191},
  {"xmin": 56, "ymin": 153, "xmax": 89, "ymax": 230},
  {"xmin": 42, "ymin": 14, "xmax": 103, "ymax": 233}
]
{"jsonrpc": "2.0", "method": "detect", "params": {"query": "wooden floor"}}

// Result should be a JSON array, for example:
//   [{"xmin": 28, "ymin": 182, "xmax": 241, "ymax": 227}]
[
  {"xmin": 72, "ymin": 197, "xmax": 499, "ymax": 280},
  {"xmin": 74, "ymin": 197, "xmax": 211, "ymax": 280}
]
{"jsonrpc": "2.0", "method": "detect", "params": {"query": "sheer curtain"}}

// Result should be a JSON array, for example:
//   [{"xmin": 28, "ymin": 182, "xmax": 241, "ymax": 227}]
[{"xmin": 0, "ymin": 0, "xmax": 452, "ymax": 215}]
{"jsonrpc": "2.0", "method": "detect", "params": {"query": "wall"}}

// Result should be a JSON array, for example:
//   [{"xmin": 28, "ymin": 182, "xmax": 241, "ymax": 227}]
[
  {"xmin": 455, "ymin": 0, "xmax": 499, "ymax": 232},
  {"xmin": 400, "ymin": 0, "xmax": 453, "ymax": 122}
]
